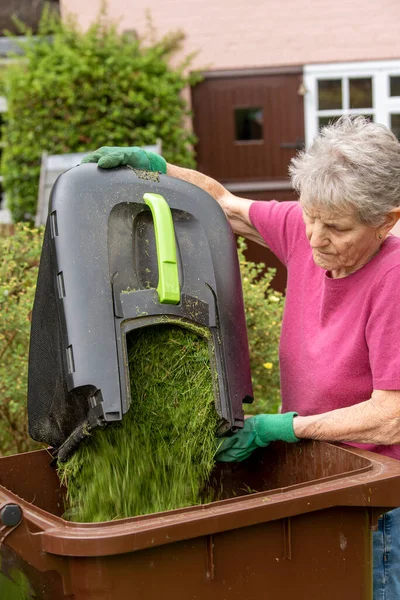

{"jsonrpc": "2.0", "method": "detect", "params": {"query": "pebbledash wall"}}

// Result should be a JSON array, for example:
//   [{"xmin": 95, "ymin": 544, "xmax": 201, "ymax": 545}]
[
  {"xmin": 59, "ymin": 0, "xmax": 400, "ymax": 147},
  {"xmin": 59, "ymin": 0, "xmax": 400, "ymax": 237},
  {"xmin": 60, "ymin": 0, "xmax": 400, "ymax": 70}
]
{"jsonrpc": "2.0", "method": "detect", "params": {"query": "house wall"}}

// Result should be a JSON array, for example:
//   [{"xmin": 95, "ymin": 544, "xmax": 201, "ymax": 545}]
[
  {"xmin": 59, "ymin": 0, "xmax": 400, "ymax": 243},
  {"xmin": 60, "ymin": 0, "xmax": 400, "ymax": 71}
]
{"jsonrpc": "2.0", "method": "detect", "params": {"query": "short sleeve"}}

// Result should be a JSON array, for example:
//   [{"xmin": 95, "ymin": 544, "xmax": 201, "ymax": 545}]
[
  {"xmin": 366, "ymin": 266, "xmax": 400, "ymax": 390},
  {"xmin": 249, "ymin": 200, "xmax": 305, "ymax": 266}
]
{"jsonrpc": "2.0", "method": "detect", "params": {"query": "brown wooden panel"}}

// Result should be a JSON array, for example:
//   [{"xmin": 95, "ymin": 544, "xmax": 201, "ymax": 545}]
[
  {"xmin": 237, "ymin": 235, "xmax": 287, "ymax": 293},
  {"xmin": 192, "ymin": 71, "xmax": 305, "ymax": 183},
  {"xmin": 192, "ymin": 70, "xmax": 304, "ymax": 293},
  {"xmin": 0, "ymin": 0, "xmax": 59, "ymax": 35},
  {"xmin": 235, "ymin": 188, "xmax": 300, "ymax": 293}
]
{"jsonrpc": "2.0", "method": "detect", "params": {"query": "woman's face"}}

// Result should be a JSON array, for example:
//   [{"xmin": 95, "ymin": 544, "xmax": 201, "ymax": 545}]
[{"xmin": 302, "ymin": 204, "xmax": 382, "ymax": 278}]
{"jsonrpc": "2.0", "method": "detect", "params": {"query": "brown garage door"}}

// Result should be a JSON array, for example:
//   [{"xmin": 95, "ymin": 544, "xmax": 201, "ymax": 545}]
[{"xmin": 191, "ymin": 67, "xmax": 305, "ymax": 291}]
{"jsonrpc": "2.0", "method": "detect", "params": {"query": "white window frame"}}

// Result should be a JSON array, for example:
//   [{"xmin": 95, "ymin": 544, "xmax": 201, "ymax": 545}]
[{"xmin": 303, "ymin": 60, "xmax": 400, "ymax": 146}]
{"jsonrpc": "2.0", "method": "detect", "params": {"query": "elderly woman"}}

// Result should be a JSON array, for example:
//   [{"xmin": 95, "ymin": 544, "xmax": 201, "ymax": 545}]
[{"xmin": 83, "ymin": 116, "xmax": 400, "ymax": 597}]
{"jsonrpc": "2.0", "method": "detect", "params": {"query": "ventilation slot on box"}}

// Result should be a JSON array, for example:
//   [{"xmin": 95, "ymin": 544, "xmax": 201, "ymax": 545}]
[
  {"xmin": 66, "ymin": 345, "xmax": 75, "ymax": 374},
  {"xmin": 56, "ymin": 272, "xmax": 66, "ymax": 299},
  {"xmin": 50, "ymin": 211, "xmax": 58, "ymax": 238}
]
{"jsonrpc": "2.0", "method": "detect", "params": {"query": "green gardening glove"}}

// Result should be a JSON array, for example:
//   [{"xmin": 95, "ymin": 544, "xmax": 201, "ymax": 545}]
[
  {"xmin": 215, "ymin": 412, "xmax": 299, "ymax": 462},
  {"xmin": 80, "ymin": 146, "xmax": 167, "ymax": 173}
]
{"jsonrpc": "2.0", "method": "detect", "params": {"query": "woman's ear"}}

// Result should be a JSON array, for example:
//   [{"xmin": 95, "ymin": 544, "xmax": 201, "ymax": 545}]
[{"xmin": 380, "ymin": 207, "xmax": 400, "ymax": 236}]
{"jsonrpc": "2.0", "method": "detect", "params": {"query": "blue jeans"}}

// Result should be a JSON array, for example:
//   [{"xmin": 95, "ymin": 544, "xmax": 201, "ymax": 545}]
[{"xmin": 373, "ymin": 507, "xmax": 400, "ymax": 599}]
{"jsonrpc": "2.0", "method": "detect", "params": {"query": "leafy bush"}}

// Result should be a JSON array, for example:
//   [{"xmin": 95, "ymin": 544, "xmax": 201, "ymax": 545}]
[
  {"xmin": 1, "ymin": 8, "xmax": 199, "ymax": 222},
  {"xmin": 238, "ymin": 238, "xmax": 284, "ymax": 414},
  {"xmin": 0, "ymin": 224, "xmax": 43, "ymax": 455},
  {"xmin": 0, "ymin": 229, "xmax": 283, "ymax": 455}
]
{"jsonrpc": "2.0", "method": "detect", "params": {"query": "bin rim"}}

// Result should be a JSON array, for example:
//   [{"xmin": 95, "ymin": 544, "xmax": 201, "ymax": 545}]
[{"xmin": 1, "ymin": 442, "xmax": 400, "ymax": 558}]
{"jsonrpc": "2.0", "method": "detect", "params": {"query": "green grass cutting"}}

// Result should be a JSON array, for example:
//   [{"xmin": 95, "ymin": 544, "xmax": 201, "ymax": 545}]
[{"xmin": 57, "ymin": 323, "xmax": 218, "ymax": 522}]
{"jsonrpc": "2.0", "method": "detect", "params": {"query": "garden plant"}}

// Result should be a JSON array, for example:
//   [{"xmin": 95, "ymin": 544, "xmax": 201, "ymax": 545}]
[
  {"xmin": 1, "ymin": 7, "xmax": 199, "ymax": 221},
  {"xmin": 0, "ymin": 224, "xmax": 43, "ymax": 455},
  {"xmin": 0, "ymin": 227, "xmax": 284, "ymax": 461}
]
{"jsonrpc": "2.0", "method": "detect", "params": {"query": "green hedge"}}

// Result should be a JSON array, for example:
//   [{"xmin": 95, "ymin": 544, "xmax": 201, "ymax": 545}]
[
  {"xmin": 1, "ymin": 9, "xmax": 199, "ymax": 222},
  {"xmin": 0, "ymin": 228, "xmax": 283, "ymax": 456},
  {"xmin": 238, "ymin": 238, "xmax": 284, "ymax": 415},
  {"xmin": 0, "ymin": 225, "xmax": 43, "ymax": 454}
]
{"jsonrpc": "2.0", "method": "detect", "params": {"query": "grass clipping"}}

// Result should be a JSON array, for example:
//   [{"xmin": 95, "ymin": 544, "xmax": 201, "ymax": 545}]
[{"xmin": 57, "ymin": 324, "xmax": 219, "ymax": 522}]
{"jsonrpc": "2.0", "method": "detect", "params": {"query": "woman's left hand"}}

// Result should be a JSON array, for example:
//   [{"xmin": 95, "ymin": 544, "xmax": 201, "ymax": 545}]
[{"xmin": 215, "ymin": 412, "xmax": 299, "ymax": 462}]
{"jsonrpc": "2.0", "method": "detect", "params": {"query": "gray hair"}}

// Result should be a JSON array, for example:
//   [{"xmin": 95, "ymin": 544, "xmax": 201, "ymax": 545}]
[{"xmin": 289, "ymin": 116, "xmax": 400, "ymax": 225}]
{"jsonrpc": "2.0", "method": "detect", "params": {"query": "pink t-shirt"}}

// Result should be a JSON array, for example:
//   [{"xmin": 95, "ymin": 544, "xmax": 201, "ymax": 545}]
[{"xmin": 249, "ymin": 200, "xmax": 400, "ymax": 460}]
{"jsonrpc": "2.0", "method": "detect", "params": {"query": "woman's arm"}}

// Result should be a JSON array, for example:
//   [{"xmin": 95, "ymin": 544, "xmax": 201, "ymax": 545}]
[
  {"xmin": 293, "ymin": 390, "xmax": 400, "ymax": 445},
  {"xmin": 167, "ymin": 164, "xmax": 267, "ymax": 247}
]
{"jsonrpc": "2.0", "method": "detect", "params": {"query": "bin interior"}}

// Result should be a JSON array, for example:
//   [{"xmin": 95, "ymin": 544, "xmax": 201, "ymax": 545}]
[
  {"xmin": 209, "ymin": 440, "xmax": 371, "ymax": 501},
  {"xmin": 0, "ymin": 441, "xmax": 372, "ymax": 520}
]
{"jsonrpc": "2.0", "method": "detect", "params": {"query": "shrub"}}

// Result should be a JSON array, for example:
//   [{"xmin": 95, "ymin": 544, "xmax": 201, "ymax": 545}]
[
  {"xmin": 1, "ymin": 8, "xmax": 199, "ymax": 222},
  {"xmin": 238, "ymin": 238, "xmax": 284, "ymax": 414},
  {"xmin": 0, "ymin": 228, "xmax": 283, "ymax": 455},
  {"xmin": 0, "ymin": 224, "xmax": 43, "ymax": 455}
]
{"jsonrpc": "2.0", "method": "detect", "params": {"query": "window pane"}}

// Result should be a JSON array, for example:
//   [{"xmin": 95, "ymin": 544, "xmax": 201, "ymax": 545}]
[
  {"xmin": 391, "ymin": 114, "xmax": 400, "ymax": 141},
  {"xmin": 349, "ymin": 78, "xmax": 372, "ymax": 108},
  {"xmin": 390, "ymin": 76, "xmax": 400, "ymax": 97},
  {"xmin": 234, "ymin": 107, "xmax": 263, "ymax": 141},
  {"xmin": 318, "ymin": 114, "xmax": 373, "ymax": 131},
  {"xmin": 318, "ymin": 80, "xmax": 342, "ymax": 110},
  {"xmin": 318, "ymin": 116, "xmax": 341, "ymax": 130}
]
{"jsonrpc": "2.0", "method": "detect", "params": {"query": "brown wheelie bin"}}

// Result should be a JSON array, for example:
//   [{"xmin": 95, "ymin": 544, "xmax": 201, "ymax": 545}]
[{"xmin": 0, "ymin": 439, "xmax": 399, "ymax": 600}]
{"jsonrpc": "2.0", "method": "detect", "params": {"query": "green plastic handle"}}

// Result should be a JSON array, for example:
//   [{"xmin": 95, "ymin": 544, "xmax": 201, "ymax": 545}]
[{"xmin": 143, "ymin": 193, "xmax": 180, "ymax": 304}]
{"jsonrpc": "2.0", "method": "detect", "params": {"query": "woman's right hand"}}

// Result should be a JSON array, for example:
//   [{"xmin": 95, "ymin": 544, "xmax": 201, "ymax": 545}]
[{"xmin": 81, "ymin": 146, "xmax": 167, "ymax": 172}]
